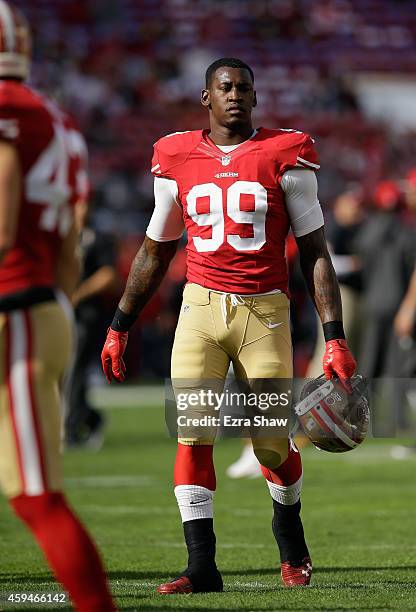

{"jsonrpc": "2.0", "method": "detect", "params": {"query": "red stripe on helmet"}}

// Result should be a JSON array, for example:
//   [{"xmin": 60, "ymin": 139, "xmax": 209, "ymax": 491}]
[
  {"xmin": 310, "ymin": 405, "xmax": 352, "ymax": 451},
  {"xmin": 310, "ymin": 406, "xmax": 334, "ymax": 435},
  {"xmin": 320, "ymin": 401, "xmax": 349, "ymax": 431}
]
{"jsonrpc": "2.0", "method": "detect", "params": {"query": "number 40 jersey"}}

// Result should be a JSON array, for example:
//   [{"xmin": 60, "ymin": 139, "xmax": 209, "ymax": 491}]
[
  {"xmin": 0, "ymin": 80, "xmax": 82, "ymax": 297},
  {"xmin": 148, "ymin": 128, "xmax": 323, "ymax": 295}
]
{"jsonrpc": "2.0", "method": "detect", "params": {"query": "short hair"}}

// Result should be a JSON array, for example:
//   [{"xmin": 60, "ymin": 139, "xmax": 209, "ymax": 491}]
[{"xmin": 205, "ymin": 57, "xmax": 254, "ymax": 88}]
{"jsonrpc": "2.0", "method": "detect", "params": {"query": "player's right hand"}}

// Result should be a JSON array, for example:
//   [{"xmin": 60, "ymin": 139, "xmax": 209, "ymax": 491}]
[{"xmin": 101, "ymin": 328, "xmax": 128, "ymax": 383}]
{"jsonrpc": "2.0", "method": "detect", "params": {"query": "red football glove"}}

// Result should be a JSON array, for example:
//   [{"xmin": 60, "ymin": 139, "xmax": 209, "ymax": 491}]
[
  {"xmin": 101, "ymin": 328, "xmax": 128, "ymax": 383},
  {"xmin": 323, "ymin": 339, "xmax": 356, "ymax": 392}
]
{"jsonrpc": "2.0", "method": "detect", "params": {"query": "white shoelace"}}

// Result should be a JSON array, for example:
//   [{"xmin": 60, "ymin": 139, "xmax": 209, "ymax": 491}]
[{"xmin": 220, "ymin": 293, "xmax": 246, "ymax": 327}]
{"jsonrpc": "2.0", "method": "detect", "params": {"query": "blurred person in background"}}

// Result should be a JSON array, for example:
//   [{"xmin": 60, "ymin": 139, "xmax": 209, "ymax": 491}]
[
  {"xmin": 0, "ymin": 2, "xmax": 116, "ymax": 610},
  {"xmin": 287, "ymin": 188, "xmax": 365, "ymax": 450},
  {"xmin": 307, "ymin": 187, "xmax": 364, "ymax": 378},
  {"xmin": 390, "ymin": 263, "xmax": 416, "ymax": 458},
  {"xmin": 65, "ymin": 194, "xmax": 117, "ymax": 449},
  {"xmin": 394, "ymin": 265, "xmax": 416, "ymax": 343},
  {"xmin": 403, "ymin": 168, "xmax": 416, "ymax": 227},
  {"xmin": 354, "ymin": 180, "xmax": 415, "ymax": 438},
  {"xmin": 226, "ymin": 437, "xmax": 262, "ymax": 479},
  {"xmin": 354, "ymin": 181, "xmax": 415, "ymax": 380},
  {"xmin": 388, "ymin": 168, "xmax": 416, "ymax": 449}
]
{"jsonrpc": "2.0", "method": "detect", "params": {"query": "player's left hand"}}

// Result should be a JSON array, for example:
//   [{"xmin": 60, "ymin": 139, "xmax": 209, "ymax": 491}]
[
  {"xmin": 323, "ymin": 339, "xmax": 356, "ymax": 393},
  {"xmin": 101, "ymin": 328, "xmax": 128, "ymax": 383}
]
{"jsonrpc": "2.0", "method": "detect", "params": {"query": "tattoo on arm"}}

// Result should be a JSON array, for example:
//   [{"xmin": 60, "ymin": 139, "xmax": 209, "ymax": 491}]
[
  {"xmin": 118, "ymin": 236, "xmax": 179, "ymax": 319},
  {"xmin": 296, "ymin": 227, "xmax": 342, "ymax": 324}
]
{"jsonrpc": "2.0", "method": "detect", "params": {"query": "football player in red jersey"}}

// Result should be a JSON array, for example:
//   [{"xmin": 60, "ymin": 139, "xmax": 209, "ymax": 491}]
[
  {"xmin": 0, "ymin": 3, "xmax": 116, "ymax": 610},
  {"xmin": 102, "ymin": 57, "xmax": 356, "ymax": 592}
]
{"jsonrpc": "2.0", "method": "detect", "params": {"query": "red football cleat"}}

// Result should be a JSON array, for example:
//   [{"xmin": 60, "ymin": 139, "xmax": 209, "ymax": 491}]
[
  {"xmin": 157, "ymin": 576, "xmax": 194, "ymax": 594},
  {"xmin": 281, "ymin": 556, "xmax": 312, "ymax": 586}
]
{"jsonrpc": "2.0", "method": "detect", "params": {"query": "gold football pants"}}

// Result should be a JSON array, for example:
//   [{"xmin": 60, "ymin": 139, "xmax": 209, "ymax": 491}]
[
  {"xmin": 171, "ymin": 283, "xmax": 293, "ymax": 468},
  {"xmin": 0, "ymin": 301, "xmax": 71, "ymax": 498}
]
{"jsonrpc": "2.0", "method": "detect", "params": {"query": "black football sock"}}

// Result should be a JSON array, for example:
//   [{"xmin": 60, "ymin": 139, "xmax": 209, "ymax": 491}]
[
  {"xmin": 272, "ymin": 499, "xmax": 309, "ymax": 565},
  {"xmin": 181, "ymin": 519, "xmax": 223, "ymax": 592}
]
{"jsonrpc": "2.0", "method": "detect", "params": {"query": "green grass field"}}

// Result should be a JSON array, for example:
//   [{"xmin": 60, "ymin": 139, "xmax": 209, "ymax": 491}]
[{"xmin": 1, "ymin": 387, "xmax": 416, "ymax": 611}]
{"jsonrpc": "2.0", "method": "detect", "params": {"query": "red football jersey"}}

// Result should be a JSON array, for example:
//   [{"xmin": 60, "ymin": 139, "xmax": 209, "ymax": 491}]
[
  {"xmin": 0, "ymin": 81, "xmax": 75, "ymax": 296},
  {"xmin": 151, "ymin": 128, "xmax": 319, "ymax": 294},
  {"xmin": 62, "ymin": 112, "xmax": 89, "ymax": 206}
]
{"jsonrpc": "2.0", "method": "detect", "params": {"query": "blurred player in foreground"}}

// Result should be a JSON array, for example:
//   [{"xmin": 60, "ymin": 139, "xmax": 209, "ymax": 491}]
[
  {"xmin": 0, "ymin": 3, "xmax": 116, "ymax": 609},
  {"xmin": 102, "ymin": 57, "xmax": 356, "ymax": 593}
]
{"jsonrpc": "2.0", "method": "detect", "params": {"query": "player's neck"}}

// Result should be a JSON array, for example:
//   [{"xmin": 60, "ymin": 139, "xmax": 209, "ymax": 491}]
[{"xmin": 208, "ymin": 124, "xmax": 254, "ymax": 146}]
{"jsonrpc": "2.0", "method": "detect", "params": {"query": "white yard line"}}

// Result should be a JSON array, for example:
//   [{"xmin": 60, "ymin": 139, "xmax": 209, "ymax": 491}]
[
  {"xmin": 343, "ymin": 543, "xmax": 416, "ymax": 550},
  {"xmin": 64, "ymin": 475, "xmax": 152, "ymax": 488},
  {"xmin": 301, "ymin": 445, "xmax": 416, "ymax": 463},
  {"xmin": 81, "ymin": 504, "xmax": 177, "ymax": 515},
  {"xmin": 88, "ymin": 385, "xmax": 165, "ymax": 409},
  {"xmin": 154, "ymin": 541, "xmax": 266, "ymax": 549}
]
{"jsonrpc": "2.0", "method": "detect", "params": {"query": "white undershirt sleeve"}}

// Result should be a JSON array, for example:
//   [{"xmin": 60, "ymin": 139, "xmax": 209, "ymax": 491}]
[
  {"xmin": 281, "ymin": 168, "xmax": 324, "ymax": 237},
  {"xmin": 145, "ymin": 177, "xmax": 185, "ymax": 242}
]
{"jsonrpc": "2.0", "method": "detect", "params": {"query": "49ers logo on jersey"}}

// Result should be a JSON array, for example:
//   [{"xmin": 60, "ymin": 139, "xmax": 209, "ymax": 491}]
[
  {"xmin": 186, "ymin": 181, "xmax": 267, "ymax": 253},
  {"xmin": 214, "ymin": 172, "xmax": 238, "ymax": 179}
]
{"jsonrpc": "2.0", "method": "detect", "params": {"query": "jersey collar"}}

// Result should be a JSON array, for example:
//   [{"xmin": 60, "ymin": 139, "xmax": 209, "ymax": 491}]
[{"xmin": 198, "ymin": 128, "xmax": 262, "ymax": 165}]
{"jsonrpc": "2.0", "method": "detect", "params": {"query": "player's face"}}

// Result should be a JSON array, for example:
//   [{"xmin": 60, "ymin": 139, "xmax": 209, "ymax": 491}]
[{"xmin": 202, "ymin": 67, "xmax": 256, "ymax": 129}]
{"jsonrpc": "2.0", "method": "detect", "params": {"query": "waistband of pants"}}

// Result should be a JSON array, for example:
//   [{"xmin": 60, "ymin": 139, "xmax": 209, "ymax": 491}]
[
  {"xmin": 0, "ymin": 286, "xmax": 56, "ymax": 312},
  {"xmin": 184, "ymin": 282, "xmax": 284, "ymax": 302}
]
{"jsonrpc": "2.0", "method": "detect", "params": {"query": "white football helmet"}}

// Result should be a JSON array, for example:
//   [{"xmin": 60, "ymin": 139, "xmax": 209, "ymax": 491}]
[
  {"xmin": 0, "ymin": 1, "xmax": 31, "ymax": 79},
  {"xmin": 294, "ymin": 375, "xmax": 370, "ymax": 453}
]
